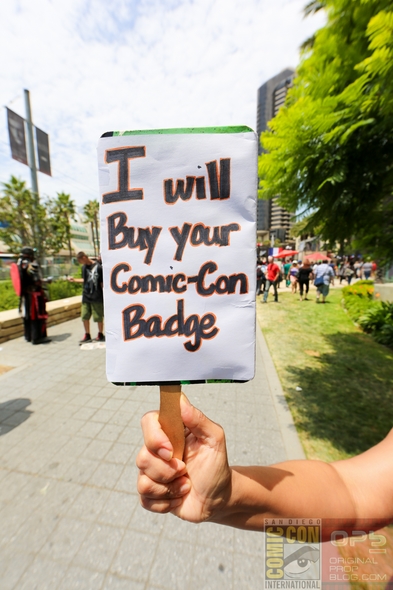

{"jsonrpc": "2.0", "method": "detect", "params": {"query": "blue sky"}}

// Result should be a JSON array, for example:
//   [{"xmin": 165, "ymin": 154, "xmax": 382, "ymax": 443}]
[{"xmin": 0, "ymin": 0, "xmax": 324, "ymax": 208}]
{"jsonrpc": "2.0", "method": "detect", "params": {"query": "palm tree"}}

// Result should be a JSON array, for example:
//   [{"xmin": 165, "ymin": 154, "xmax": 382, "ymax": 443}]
[
  {"xmin": 83, "ymin": 199, "xmax": 100, "ymax": 257},
  {"xmin": 0, "ymin": 176, "xmax": 46, "ymax": 258},
  {"xmin": 53, "ymin": 192, "xmax": 76, "ymax": 266}
]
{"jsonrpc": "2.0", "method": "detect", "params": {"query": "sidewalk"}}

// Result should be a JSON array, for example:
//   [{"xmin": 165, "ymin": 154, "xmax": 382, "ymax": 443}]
[{"xmin": 0, "ymin": 316, "xmax": 304, "ymax": 590}]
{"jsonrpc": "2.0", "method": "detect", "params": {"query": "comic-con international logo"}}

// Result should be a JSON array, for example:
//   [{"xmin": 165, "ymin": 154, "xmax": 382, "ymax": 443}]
[{"xmin": 264, "ymin": 519, "xmax": 321, "ymax": 589}]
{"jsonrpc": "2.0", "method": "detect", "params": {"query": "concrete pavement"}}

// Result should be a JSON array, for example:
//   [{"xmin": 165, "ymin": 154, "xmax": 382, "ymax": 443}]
[{"xmin": 0, "ymin": 315, "xmax": 304, "ymax": 590}]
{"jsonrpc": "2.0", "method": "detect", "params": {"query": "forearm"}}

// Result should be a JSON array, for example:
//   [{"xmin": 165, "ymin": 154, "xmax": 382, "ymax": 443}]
[{"xmin": 211, "ymin": 461, "xmax": 358, "ymax": 538}]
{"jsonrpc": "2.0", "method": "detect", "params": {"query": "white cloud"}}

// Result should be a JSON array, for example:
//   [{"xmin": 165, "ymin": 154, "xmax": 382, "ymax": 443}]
[{"xmin": 0, "ymin": 0, "xmax": 325, "ymax": 207}]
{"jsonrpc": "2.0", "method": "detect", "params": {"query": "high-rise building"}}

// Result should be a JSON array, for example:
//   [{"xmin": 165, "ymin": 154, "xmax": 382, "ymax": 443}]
[{"xmin": 256, "ymin": 69, "xmax": 295, "ymax": 242}]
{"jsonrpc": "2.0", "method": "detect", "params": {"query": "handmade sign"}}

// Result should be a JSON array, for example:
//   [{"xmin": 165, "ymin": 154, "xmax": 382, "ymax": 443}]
[
  {"xmin": 97, "ymin": 126, "xmax": 257, "ymax": 389},
  {"xmin": 98, "ymin": 126, "xmax": 257, "ymax": 455}
]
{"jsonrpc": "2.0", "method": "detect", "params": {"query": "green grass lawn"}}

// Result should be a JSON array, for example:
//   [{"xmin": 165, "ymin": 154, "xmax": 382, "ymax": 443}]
[{"xmin": 257, "ymin": 287, "xmax": 393, "ymax": 462}]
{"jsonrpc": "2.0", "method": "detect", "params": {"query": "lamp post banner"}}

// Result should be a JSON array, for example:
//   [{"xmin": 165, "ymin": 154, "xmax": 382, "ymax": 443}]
[
  {"xmin": 35, "ymin": 127, "xmax": 52, "ymax": 176},
  {"xmin": 7, "ymin": 108, "xmax": 28, "ymax": 165}
]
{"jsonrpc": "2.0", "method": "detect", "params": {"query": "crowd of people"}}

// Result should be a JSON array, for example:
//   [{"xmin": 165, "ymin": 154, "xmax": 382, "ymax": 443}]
[
  {"xmin": 17, "ymin": 246, "xmax": 375, "ymax": 344},
  {"xmin": 256, "ymin": 254, "xmax": 377, "ymax": 304}
]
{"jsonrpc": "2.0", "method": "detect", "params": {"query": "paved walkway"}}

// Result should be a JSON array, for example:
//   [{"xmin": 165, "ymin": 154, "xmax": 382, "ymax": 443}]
[{"xmin": 0, "ymin": 316, "xmax": 304, "ymax": 590}]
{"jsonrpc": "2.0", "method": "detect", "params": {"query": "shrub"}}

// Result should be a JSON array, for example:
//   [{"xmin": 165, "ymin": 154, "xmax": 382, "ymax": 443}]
[
  {"xmin": 358, "ymin": 302, "xmax": 393, "ymax": 348},
  {"xmin": 342, "ymin": 280, "xmax": 375, "ymax": 322},
  {"xmin": 343, "ymin": 281, "xmax": 393, "ymax": 349},
  {"xmin": 0, "ymin": 281, "xmax": 19, "ymax": 312},
  {"xmin": 47, "ymin": 280, "xmax": 83, "ymax": 300},
  {"xmin": 0, "ymin": 279, "xmax": 83, "ymax": 312},
  {"xmin": 358, "ymin": 302, "xmax": 393, "ymax": 332},
  {"xmin": 342, "ymin": 280, "xmax": 374, "ymax": 299},
  {"xmin": 375, "ymin": 323, "xmax": 393, "ymax": 347}
]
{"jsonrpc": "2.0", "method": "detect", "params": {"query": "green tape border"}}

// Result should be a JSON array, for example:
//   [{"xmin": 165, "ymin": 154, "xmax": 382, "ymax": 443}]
[
  {"xmin": 113, "ymin": 379, "xmax": 247, "ymax": 387},
  {"xmin": 101, "ymin": 126, "xmax": 253, "ymax": 138}
]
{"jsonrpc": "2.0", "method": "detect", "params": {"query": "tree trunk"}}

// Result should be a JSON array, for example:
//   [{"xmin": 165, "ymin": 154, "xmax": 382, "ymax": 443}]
[
  {"xmin": 68, "ymin": 234, "xmax": 72, "ymax": 272},
  {"xmin": 91, "ymin": 221, "xmax": 97, "ymax": 257},
  {"xmin": 94, "ymin": 212, "xmax": 100, "ymax": 253}
]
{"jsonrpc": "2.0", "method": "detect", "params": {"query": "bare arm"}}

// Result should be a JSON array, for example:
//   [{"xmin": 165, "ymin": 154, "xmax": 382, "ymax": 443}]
[
  {"xmin": 217, "ymin": 432, "xmax": 393, "ymax": 537},
  {"xmin": 137, "ymin": 396, "xmax": 393, "ymax": 540},
  {"xmin": 68, "ymin": 277, "xmax": 84, "ymax": 283},
  {"xmin": 332, "ymin": 432, "xmax": 393, "ymax": 528}
]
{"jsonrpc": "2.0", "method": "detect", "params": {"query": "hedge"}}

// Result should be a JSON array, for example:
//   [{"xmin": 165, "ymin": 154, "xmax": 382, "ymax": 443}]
[
  {"xmin": 342, "ymin": 280, "xmax": 393, "ymax": 348},
  {"xmin": 0, "ymin": 279, "xmax": 83, "ymax": 312}
]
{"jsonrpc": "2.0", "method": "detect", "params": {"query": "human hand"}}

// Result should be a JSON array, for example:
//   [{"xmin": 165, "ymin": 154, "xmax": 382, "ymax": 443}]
[{"xmin": 136, "ymin": 394, "xmax": 232, "ymax": 523}]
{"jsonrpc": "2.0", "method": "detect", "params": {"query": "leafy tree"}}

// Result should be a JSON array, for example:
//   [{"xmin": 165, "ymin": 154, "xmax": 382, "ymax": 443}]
[
  {"xmin": 0, "ymin": 177, "xmax": 81, "ymax": 265},
  {"xmin": 45, "ymin": 199, "xmax": 70, "ymax": 257},
  {"xmin": 83, "ymin": 199, "xmax": 100, "ymax": 257},
  {"xmin": 49, "ymin": 192, "xmax": 76, "ymax": 264},
  {"xmin": 259, "ymin": 0, "xmax": 393, "ymax": 263},
  {"xmin": 0, "ymin": 176, "xmax": 47, "ymax": 259},
  {"xmin": 290, "ymin": 215, "xmax": 313, "ymax": 239}
]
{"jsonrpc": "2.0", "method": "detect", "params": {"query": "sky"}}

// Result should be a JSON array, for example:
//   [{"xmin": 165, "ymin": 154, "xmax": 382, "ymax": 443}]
[{"xmin": 0, "ymin": 0, "xmax": 325, "ymax": 209}]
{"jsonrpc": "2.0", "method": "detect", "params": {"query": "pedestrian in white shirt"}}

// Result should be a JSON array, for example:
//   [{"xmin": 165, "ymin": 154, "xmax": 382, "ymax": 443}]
[{"xmin": 313, "ymin": 259, "xmax": 335, "ymax": 303}]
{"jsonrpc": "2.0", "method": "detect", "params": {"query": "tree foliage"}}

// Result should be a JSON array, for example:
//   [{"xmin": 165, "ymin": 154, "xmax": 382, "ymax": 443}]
[
  {"xmin": 0, "ymin": 176, "xmax": 48, "ymax": 258},
  {"xmin": 259, "ymin": 0, "xmax": 393, "ymax": 262},
  {"xmin": 83, "ymin": 199, "xmax": 100, "ymax": 257},
  {"xmin": 289, "ymin": 214, "xmax": 322, "ymax": 238},
  {"xmin": 48, "ymin": 192, "xmax": 76, "ymax": 263},
  {"xmin": 0, "ymin": 177, "xmax": 76, "ymax": 261}
]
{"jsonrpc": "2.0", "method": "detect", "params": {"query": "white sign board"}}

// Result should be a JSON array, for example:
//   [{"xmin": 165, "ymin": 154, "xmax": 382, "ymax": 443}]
[{"xmin": 97, "ymin": 127, "xmax": 257, "ymax": 383}]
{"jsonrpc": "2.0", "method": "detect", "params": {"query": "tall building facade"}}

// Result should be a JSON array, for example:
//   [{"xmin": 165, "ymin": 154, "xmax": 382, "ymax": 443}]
[{"xmin": 257, "ymin": 69, "xmax": 295, "ymax": 243}]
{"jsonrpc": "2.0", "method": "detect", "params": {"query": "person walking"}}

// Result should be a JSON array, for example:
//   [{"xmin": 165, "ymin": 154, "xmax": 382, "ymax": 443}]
[
  {"xmin": 260, "ymin": 257, "xmax": 267, "ymax": 294},
  {"xmin": 288, "ymin": 261, "xmax": 299, "ymax": 294},
  {"xmin": 283, "ymin": 259, "xmax": 292, "ymax": 288},
  {"xmin": 69, "ymin": 252, "xmax": 105, "ymax": 344},
  {"xmin": 314, "ymin": 258, "xmax": 334, "ymax": 303},
  {"xmin": 344, "ymin": 262, "xmax": 355, "ymax": 285},
  {"xmin": 297, "ymin": 259, "xmax": 313, "ymax": 301},
  {"xmin": 256, "ymin": 260, "xmax": 263, "ymax": 296},
  {"xmin": 362, "ymin": 260, "xmax": 373, "ymax": 280},
  {"xmin": 262, "ymin": 256, "xmax": 280, "ymax": 303},
  {"xmin": 338, "ymin": 261, "xmax": 346, "ymax": 284},
  {"xmin": 329, "ymin": 259, "xmax": 337, "ymax": 286}
]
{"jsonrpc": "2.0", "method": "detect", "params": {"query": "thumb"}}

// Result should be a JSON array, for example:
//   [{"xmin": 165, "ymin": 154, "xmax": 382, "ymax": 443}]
[{"xmin": 180, "ymin": 394, "xmax": 225, "ymax": 448}]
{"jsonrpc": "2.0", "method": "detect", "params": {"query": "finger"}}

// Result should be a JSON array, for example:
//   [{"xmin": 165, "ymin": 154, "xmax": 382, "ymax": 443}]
[
  {"xmin": 140, "ymin": 496, "xmax": 183, "ymax": 514},
  {"xmin": 140, "ymin": 410, "xmax": 174, "ymax": 461},
  {"xmin": 180, "ymin": 394, "xmax": 226, "ymax": 448},
  {"xmin": 138, "ymin": 473, "xmax": 191, "ymax": 499},
  {"xmin": 136, "ymin": 446, "xmax": 186, "ymax": 482}
]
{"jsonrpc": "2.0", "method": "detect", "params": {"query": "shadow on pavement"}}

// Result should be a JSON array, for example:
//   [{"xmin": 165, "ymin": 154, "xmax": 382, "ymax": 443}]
[
  {"xmin": 0, "ymin": 398, "xmax": 32, "ymax": 435},
  {"xmin": 284, "ymin": 331, "xmax": 393, "ymax": 457},
  {"xmin": 50, "ymin": 333, "xmax": 71, "ymax": 342}
]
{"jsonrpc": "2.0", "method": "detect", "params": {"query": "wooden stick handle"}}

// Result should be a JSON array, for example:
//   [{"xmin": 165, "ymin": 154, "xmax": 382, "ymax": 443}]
[{"xmin": 159, "ymin": 385, "xmax": 185, "ymax": 460}]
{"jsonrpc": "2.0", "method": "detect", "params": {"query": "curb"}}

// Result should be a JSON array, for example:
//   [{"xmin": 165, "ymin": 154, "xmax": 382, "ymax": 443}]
[{"xmin": 256, "ymin": 323, "xmax": 306, "ymax": 460}]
